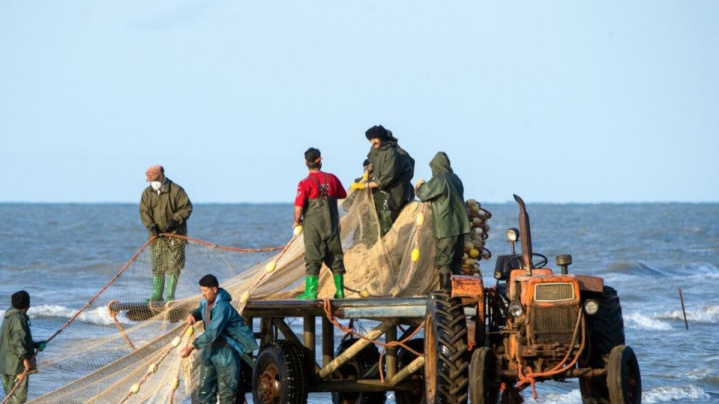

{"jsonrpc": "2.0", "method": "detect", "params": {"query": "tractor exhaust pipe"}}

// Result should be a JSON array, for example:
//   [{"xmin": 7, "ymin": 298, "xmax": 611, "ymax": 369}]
[{"xmin": 513, "ymin": 194, "xmax": 534, "ymax": 276}]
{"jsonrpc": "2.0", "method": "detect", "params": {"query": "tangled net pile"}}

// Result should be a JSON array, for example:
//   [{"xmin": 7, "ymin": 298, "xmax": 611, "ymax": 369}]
[{"xmin": 17, "ymin": 190, "xmax": 491, "ymax": 404}]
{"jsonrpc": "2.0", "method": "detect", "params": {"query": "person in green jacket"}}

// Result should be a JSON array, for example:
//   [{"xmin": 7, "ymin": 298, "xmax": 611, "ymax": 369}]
[
  {"xmin": 140, "ymin": 165, "xmax": 193, "ymax": 301},
  {"xmin": 180, "ymin": 274, "xmax": 258, "ymax": 404},
  {"xmin": 0, "ymin": 291, "xmax": 46, "ymax": 404},
  {"xmin": 415, "ymin": 152, "xmax": 470, "ymax": 291},
  {"xmin": 352, "ymin": 125, "xmax": 415, "ymax": 237}
]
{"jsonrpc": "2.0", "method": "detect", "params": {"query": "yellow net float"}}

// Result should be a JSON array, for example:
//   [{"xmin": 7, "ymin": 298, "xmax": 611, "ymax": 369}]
[
  {"xmin": 411, "ymin": 248, "xmax": 420, "ymax": 262},
  {"xmin": 130, "ymin": 383, "xmax": 140, "ymax": 394},
  {"xmin": 265, "ymin": 261, "xmax": 277, "ymax": 273},
  {"xmin": 293, "ymin": 225, "xmax": 303, "ymax": 236},
  {"xmin": 416, "ymin": 212, "xmax": 425, "ymax": 226},
  {"xmin": 239, "ymin": 290, "xmax": 250, "ymax": 305}
]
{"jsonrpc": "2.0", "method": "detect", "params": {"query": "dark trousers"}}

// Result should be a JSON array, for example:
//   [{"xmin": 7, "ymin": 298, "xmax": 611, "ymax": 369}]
[
  {"xmin": 196, "ymin": 345, "xmax": 240, "ymax": 404},
  {"xmin": 435, "ymin": 234, "xmax": 465, "ymax": 275}
]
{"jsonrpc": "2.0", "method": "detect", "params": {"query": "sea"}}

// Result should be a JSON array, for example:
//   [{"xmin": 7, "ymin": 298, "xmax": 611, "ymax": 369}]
[{"xmin": 1, "ymin": 202, "xmax": 717, "ymax": 403}]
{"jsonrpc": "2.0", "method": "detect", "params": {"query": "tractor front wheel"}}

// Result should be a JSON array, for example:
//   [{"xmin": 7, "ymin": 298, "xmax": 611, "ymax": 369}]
[
  {"xmin": 607, "ymin": 345, "xmax": 642, "ymax": 404},
  {"xmin": 469, "ymin": 347, "xmax": 500, "ymax": 404}
]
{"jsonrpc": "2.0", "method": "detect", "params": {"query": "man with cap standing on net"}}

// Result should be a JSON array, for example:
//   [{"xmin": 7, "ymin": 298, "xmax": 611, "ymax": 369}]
[
  {"xmin": 140, "ymin": 165, "xmax": 193, "ymax": 301},
  {"xmin": 415, "ymin": 152, "xmax": 470, "ymax": 291},
  {"xmin": 0, "ymin": 291, "xmax": 46, "ymax": 404},
  {"xmin": 351, "ymin": 125, "xmax": 415, "ymax": 237},
  {"xmin": 294, "ymin": 147, "xmax": 348, "ymax": 299}
]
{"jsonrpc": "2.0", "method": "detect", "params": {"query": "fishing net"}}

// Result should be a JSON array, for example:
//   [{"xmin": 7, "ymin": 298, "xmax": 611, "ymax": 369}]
[{"xmin": 15, "ymin": 189, "xmax": 491, "ymax": 404}]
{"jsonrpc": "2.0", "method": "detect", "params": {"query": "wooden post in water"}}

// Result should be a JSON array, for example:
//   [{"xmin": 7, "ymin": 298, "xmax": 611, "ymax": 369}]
[{"xmin": 679, "ymin": 288, "xmax": 689, "ymax": 330}]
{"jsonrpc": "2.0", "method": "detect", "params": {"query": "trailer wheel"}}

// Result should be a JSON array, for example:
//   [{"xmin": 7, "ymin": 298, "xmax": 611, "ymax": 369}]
[
  {"xmin": 607, "ymin": 345, "xmax": 641, "ymax": 404},
  {"xmin": 395, "ymin": 338, "xmax": 425, "ymax": 404},
  {"xmin": 424, "ymin": 291, "xmax": 469, "ymax": 404},
  {"xmin": 252, "ymin": 340, "xmax": 307, "ymax": 404},
  {"xmin": 580, "ymin": 286, "xmax": 625, "ymax": 403},
  {"xmin": 331, "ymin": 338, "xmax": 387, "ymax": 404},
  {"xmin": 469, "ymin": 347, "xmax": 500, "ymax": 404}
]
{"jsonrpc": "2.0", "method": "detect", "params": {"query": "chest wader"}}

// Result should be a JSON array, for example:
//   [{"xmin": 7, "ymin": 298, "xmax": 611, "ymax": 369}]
[
  {"xmin": 434, "ymin": 234, "xmax": 465, "ymax": 292},
  {"xmin": 297, "ymin": 175, "xmax": 346, "ymax": 299},
  {"xmin": 197, "ymin": 305, "xmax": 240, "ymax": 403},
  {"xmin": 147, "ymin": 184, "xmax": 186, "ymax": 302},
  {"xmin": 372, "ymin": 188, "xmax": 394, "ymax": 237}
]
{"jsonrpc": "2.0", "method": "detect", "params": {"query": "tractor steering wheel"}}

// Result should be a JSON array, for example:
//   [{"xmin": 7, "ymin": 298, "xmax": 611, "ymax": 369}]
[{"xmin": 532, "ymin": 253, "xmax": 548, "ymax": 268}]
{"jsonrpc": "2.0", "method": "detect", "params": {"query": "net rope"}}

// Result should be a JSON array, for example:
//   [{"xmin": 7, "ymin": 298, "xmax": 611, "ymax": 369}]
[{"xmin": 7, "ymin": 189, "xmax": 490, "ymax": 404}]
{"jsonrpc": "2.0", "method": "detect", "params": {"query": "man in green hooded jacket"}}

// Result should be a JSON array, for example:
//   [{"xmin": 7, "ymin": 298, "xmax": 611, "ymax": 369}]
[
  {"xmin": 0, "ymin": 291, "xmax": 46, "ymax": 404},
  {"xmin": 353, "ymin": 125, "xmax": 414, "ymax": 237},
  {"xmin": 140, "ymin": 165, "xmax": 193, "ymax": 301},
  {"xmin": 415, "ymin": 152, "xmax": 470, "ymax": 291}
]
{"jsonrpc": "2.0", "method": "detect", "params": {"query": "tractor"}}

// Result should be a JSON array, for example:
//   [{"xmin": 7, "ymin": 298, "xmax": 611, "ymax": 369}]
[{"xmin": 423, "ymin": 194, "xmax": 641, "ymax": 403}]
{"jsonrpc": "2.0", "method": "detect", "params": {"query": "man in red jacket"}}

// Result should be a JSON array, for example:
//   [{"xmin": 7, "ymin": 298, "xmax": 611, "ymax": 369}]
[{"xmin": 294, "ymin": 148, "xmax": 347, "ymax": 299}]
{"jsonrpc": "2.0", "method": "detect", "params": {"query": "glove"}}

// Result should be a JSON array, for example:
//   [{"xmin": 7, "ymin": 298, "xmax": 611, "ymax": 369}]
[
  {"xmin": 151, "ymin": 225, "xmax": 160, "ymax": 237},
  {"xmin": 164, "ymin": 219, "xmax": 179, "ymax": 233},
  {"xmin": 36, "ymin": 341, "xmax": 47, "ymax": 352},
  {"xmin": 415, "ymin": 179, "xmax": 426, "ymax": 189},
  {"xmin": 350, "ymin": 182, "xmax": 366, "ymax": 190}
]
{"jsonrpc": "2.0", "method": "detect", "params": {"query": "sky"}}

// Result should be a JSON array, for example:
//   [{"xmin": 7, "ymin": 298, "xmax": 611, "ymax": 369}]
[{"xmin": 1, "ymin": 1, "xmax": 717, "ymax": 204}]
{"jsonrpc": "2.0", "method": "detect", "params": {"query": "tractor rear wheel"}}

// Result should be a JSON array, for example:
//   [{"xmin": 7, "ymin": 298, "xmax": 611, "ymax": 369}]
[
  {"xmin": 469, "ymin": 347, "xmax": 500, "ymax": 404},
  {"xmin": 607, "ymin": 345, "xmax": 642, "ymax": 404},
  {"xmin": 331, "ymin": 338, "xmax": 387, "ymax": 404},
  {"xmin": 424, "ymin": 291, "xmax": 469, "ymax": 404},
  {"xmin": 252, "ymin": 340, "xmax": 307, "ymax": 404},
  {"xmin": 580, "ymin": 286, "xmax": 625, "ymax": 403}
]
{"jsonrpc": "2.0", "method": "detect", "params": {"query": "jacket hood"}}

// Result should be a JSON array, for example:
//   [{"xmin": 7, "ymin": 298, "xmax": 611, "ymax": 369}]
[
  {"xmin": 429, "ymin": 152, "xmax": 452, "ymax": 176},
  {"xmin": 217, "ymin": 288, "xmax": 232, "ymax": 303},
  {"xmin": 4, "ymin": 307, "xmax": 24, "ymax": 319}
]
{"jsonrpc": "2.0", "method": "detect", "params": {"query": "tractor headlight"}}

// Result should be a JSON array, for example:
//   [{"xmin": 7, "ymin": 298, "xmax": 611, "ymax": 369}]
[
  {"xmin": 583, "ymin": 299, "xmax": 599, "ymax": 315},
  {"xmin": 508, "ymin": 301, "xmax": 524, "ymax": 317},
  {"xmin": 506, "ymin": 228, "xmax": 520, "ymax": 242}
]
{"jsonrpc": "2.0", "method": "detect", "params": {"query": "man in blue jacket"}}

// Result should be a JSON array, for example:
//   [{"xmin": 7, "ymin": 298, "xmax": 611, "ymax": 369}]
[{"xmin": 180, "ymin": 275, "xmax": 258, "ymax": 403}]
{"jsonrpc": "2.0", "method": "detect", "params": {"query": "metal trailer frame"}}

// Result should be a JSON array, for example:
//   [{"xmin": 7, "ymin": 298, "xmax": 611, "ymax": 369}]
[{"xmin": 243, "ymin": 297, "xmax": 429, "ymax": 399}]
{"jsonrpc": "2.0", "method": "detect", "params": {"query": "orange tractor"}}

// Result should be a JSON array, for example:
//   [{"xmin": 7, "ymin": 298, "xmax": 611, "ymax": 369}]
[{"xmin": 421, "ymin": 194, "xmax": 641, "ymax": 403}]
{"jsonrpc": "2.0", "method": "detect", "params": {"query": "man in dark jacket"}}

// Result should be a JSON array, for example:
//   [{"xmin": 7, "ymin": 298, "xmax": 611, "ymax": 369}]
[
  {"xmin": 140, "ymin": 165, "xmax": 193, "ymax": 301},
  {"xmin": 415, "ymin": 152, "xmax": 470, "ymax": 291},
  {"xmin": 181, "ymin": 274, "xmax": 258, "ymax": 404},
  {"xmin": 0, "ymin": 291, "xmax": 46, "ymax": 404},
  {"xmin": 352, "ymin": 125, "xmax": 415, "ymax": 237},
  {"xmin": 294, "ymin": 148, "xmax": 348, "ymax": 299}
]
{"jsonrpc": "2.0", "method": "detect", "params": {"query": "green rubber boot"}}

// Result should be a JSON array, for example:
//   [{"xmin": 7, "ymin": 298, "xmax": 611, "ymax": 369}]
[
  {"xmin": 296, "ymin": 275, "xmax": 319, "ymax": 299},
  {"xmin": 165, "ymin": 274, "xmax": 178, "ymax": 301},
  {"xmin": 333, "ymin": 274, "xmax": 345, "ymax": 299},
  {"xmin": 147, "ymin": 275, "xmax": 165, "ymax": 302}
]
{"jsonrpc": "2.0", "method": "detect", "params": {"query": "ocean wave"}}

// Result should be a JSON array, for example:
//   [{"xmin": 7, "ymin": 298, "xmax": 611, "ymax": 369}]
[
  {"xmin": 624, "ymin": 312, "xmax": 673, "ymax": 331},
  {"xmin": 523, "ymin": 389, "xmax": 581, "ymax": 403},
  {"xmin": 642, "ymin": 384, "xmax": 710, "ymax": 402},
  {"xmin": 655, "ymin": 306, "xmax": 719, "ymax": 324},
  {"xmin": 14, "ymin": 305, "xmax": 136, "ymax": 326},
  {"xmin": 605, "ymin": 261, "xmax": 664, "ymax": 276}
]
